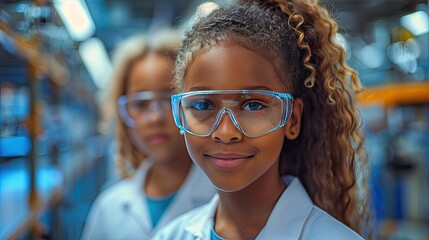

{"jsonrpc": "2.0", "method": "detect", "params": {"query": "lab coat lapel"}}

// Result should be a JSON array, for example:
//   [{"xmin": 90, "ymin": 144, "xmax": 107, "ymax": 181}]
[
  {"xmin": 184, "ymin": 194, "xmax": 219, "ymax": 239},
  {"xmin": 181, "ymin": 176, "xmax": 315, "ymax": 240},
  {"xmin": 257, "ymin": 176, "xmax": 313, "ymax": 240},
  {"xmin": 121, "ymin": 161, "xmax": 153, "ymax": 235},
  {"xmin": 154, "ymin": 165, "xmax": 213, "ymax": 232}
]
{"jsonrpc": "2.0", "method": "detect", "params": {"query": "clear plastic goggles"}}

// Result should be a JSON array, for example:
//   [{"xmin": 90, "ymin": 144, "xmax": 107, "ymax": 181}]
[
  {"xmin": 118, "ymin": 91, "xmax": 172, "ymax": 128},
  {"xmin": 171, "ymin": 90, "xmax": 294, "ymax": 138}
]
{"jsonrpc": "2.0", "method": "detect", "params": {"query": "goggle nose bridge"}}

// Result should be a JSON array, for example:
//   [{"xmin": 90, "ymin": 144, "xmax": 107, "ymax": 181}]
[
  {"xmin": 145, "ymin": 99, "xmax": 170, "ymax": 115},
  {"xmin": 148, "ymin": 100, "xmax": 161, "ymax": 111},
  {"xmin": 210, "ymin": 107, "xmax": 245, "ymax": 135}
]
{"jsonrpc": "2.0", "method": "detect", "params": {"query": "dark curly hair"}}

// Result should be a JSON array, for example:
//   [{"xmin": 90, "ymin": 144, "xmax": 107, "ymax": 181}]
[{"xmin": 174, "ymin": 0, "xmax": 371, "ymax": 237}]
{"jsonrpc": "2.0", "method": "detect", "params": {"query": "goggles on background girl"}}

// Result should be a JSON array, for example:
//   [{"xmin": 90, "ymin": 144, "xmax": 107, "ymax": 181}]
[
  {"xmin": 118, "ymin": 91, "xmax": 172, "ymax": 128},
  {"xmin": 171, "ymin": 90, "xmax": 294, "ymax": 138}
]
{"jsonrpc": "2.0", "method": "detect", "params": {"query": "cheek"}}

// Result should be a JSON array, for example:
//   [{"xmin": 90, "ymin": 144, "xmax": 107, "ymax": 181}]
[
  {"xmin": 257, "ymin": 131, "xmax": 285, "ymax": 163},
  {"xmin": 168, "ymin": 124, "xmax": 185, "ymax": 146},
  {"xmin": 165, "ymin": 112, "xmax": 177, "ymax": 128},
  {"xmin": 132, "ymin": 121, "xmax": 158, "ymax": 144},
  {"xmin": 127, "ymin": 128, "xmax": 148, "ymax": 153},
  {"xmin": 183, "ymin": 135, "xmax": 204, "ymax": 163},
  {"xmin": 134, "ymin": 121, "xmax": 146, "ymax": 139}
]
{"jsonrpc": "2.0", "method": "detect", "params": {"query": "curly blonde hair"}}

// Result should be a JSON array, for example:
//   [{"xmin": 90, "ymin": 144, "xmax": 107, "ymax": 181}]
[
  {"xmin": 103, "ymin": 30, "xmax": 181, "ymax": 178},
  {"xmin": 174, "ymin": 0, "xmax": 371, "ymax": 237}
]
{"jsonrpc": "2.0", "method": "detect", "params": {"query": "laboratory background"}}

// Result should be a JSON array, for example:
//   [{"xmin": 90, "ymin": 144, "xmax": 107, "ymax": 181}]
[{"xmin": 1, "ymin": 0, "xmax": 428, "ymax": 239}]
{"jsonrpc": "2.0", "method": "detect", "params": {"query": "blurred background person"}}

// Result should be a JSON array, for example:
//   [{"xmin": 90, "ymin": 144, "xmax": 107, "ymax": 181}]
[{"xmin": 81, "ymin": 30, "xmax": 215, "ymax": 240}]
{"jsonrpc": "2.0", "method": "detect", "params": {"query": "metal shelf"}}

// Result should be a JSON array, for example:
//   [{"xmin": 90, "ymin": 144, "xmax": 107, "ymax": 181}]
[{"xmin": 359, "ymin": 81, "xmax": 429, "ymax": 106}]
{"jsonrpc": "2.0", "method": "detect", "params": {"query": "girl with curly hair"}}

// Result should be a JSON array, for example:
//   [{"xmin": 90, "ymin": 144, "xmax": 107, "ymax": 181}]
[
  {"xmin": 153, "ymin": 0, "xmax": 371, "ymax": 239},
  {"xmin": 81, "ymin": 30, "xmax": 215, "ymax": 240}
]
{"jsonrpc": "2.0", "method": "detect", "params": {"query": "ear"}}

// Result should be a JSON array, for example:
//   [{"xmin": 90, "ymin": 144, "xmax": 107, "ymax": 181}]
[{"xmin": 284, "ymin": 98, "xmax": 304, "ymax": 140}]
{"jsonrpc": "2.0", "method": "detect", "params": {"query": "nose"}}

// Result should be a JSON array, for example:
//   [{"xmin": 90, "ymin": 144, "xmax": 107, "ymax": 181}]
[
  {"xmin": 211, "ymin": 111, "xmax": 243, "ymax": 144},
  {"xmin": 145, "ymin": 101, "xmax": 165, "ymax": 123}
]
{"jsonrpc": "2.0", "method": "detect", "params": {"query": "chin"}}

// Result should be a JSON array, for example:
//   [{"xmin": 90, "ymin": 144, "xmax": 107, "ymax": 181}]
[
  {"xmin": 149, "ymin": 152, "xmax": 173, "ymax": 163},
  {"xmin": 209, "ymin": 178, "xmax": 250, "ymax": 193}
]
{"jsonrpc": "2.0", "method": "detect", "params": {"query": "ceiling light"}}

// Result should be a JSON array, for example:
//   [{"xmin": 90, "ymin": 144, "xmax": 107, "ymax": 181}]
[
  {"xmin": 78, "ymin": 38, "xmax": 112, "ymax": 90},
  {"xmin": 53, "ymin": 0, "xmax": 96, "ymax": 42},
  {"xmin": 400, "ymin": 11, "xmax": 429, "ymax": 36}
]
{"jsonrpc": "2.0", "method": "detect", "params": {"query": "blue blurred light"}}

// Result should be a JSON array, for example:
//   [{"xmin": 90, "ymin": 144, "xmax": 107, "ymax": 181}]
[{"xmin": 0, "ymin": 136, "xmax": 31, "ymax": 157}]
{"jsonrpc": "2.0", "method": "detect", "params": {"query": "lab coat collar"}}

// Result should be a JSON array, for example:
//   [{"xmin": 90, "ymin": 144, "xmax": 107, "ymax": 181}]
[
  {"xmin": 119, "ymin": 160, "xmax": 213, "ymax": 234},
  {"xmin": 155, "ymin": 163, "xmax": 213, "ymax": 231},
  {"xmin": 118, "ymin": 161, "xmax": 153, "ymax": 234},
  {"xmin": 258, "ymin": 176, "xmax": 313, "ymax": 239},
  {"xmin": 184, "ymin": 176, "xmax": 314, "ymax": 240},
  {"xmin": 184, "ymin": 194, "xmax": 219, "ymax": 239}
]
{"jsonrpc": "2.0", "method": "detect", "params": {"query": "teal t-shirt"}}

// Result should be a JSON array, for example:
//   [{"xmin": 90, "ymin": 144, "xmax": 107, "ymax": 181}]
[
  {"xmin": 146, "ymin": 192, "xmax": 176, "ymax": 227},
  {"xmin": 211, "ymin": 224, "xmax": 223, "ymax": 240},
  {"xmin": 211, "ymin": 224, "xmax": 256, "ymax": 240}
]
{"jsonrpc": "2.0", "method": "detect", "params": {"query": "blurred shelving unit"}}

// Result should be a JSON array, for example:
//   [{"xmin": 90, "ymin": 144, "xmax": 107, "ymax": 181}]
[
  {"xmin": 359, "ymin": 81, "xmax": 429, "ymax": 240},
  {"xmin": 344, "ymin": 0, "xmax": 429, "ymax": 237},
  {"xmin": 0, "ymin": 3, "xmax": 109, "ymax": 239}
]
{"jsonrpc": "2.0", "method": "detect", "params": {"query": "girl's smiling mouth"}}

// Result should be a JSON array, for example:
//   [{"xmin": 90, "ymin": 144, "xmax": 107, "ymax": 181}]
[
  {"xmin": 204, "ymin": 153, "xmax": 255, "ymax": 170},
  {"xmin": 146, "ymin": 133, "xmax": 170, "ymax": 145}
]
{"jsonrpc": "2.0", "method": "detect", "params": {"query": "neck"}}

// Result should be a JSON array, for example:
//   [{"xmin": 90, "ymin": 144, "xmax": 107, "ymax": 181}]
[
  {"xmin": 144, "ymin": 154, "xmax": 193, "ymax": 198},
  {"xmin": 215, "ymin": 164, "xmax": 285, "ymax": 239}
]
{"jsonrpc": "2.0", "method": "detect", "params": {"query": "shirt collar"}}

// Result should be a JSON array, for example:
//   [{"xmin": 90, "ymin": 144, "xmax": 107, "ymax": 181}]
[{"xmin": 184, "ymin": 176, "xmax": 314, "ymax": 240}]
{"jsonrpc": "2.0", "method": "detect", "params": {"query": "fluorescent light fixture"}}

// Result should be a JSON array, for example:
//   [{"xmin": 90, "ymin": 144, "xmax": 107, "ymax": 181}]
[
  {"xmin": 400, "ymin": 11, "xmax": 429, "ymax": 36},
  {"xmin": 78, "ymin": 38, "xmax": 112, "ymax": 90},
  {"xmin": 53, "ymin": 0, "xmax": 96, "ymax": 41}
]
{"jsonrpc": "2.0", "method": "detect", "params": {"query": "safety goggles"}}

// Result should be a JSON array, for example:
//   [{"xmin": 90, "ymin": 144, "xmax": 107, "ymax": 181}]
[
  {"xmin": 171, "ymin": 90, "xmax": 294, "ymax": 138},
  {"xmin": 118, "ymin": 91, "xmax": 172, "ymax": 128}
]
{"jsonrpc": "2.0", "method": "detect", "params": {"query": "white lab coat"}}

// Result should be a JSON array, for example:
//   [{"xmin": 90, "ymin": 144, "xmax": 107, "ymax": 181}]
[
  {"xmin": 152, "ymin": 176, "xmax": 365, "ymax": 240},
  {"xmin": 81, "ymin": 161, "xmax": 215, "ymax": 240}
]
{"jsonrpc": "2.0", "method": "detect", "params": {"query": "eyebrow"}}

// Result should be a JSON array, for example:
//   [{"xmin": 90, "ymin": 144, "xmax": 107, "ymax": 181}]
[{"xmin": 187, "ymin": 85, "xmax": 274, "ymax": 91}]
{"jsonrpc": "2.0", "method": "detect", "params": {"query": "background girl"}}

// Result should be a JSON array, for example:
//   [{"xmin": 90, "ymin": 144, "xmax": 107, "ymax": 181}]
[
  {"xmin": 154, "ymin": 0, "xmax": 371, "ymax": 239},
  {"xmin": 81, "ymin": 30, "xmax": 215, "ymax": 240}
]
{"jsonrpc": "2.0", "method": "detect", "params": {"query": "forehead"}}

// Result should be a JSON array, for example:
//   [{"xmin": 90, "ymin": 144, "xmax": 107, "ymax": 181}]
[
  {"xmin": 126, "ymin": 53, "xmax": 173, "ymax": 93},
  {"xmin": 184, "ymin": 44, "xmax": 286, "ymax": 92}
]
